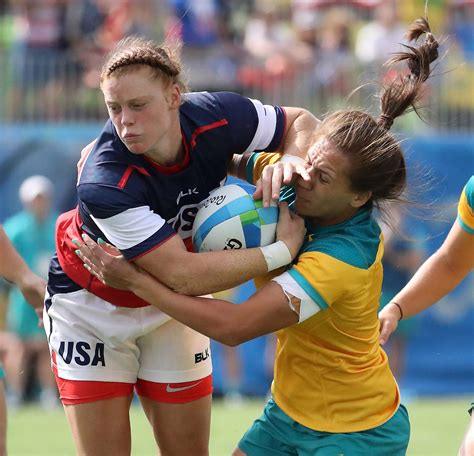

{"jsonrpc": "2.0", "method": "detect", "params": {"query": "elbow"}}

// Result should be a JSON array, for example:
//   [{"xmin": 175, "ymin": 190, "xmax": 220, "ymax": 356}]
[
  {"xmin": 159, "ymin": 268, "xmax": 198, "ymax": 295},
  {"xmin": 215, "ymin": 333, "xmax": 245, "ymax": 347},
  {"xmin": 295, "ymin": 108, "xmax": 315, "ymax": 122},
  {"xmin": 213, "ymin": 320, "xmax": 249, "ymax": 347}
]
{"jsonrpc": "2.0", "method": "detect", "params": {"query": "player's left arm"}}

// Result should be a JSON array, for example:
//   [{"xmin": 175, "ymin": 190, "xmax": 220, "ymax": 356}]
[
  {"xmin": 77, "ymin": 234, "xmax": 298, "ymax": 343},
  {"xmin": 77, "ymin": 239, "xmax": 330, "ymax": 345},
  {"xmin": 129, "ymin": 250, "xmax": 328, "ymax": 344},
  {"xmin": 230, "ymin": 108, "xmax": 318, "ymax": 206},
  {"xmin": 0, "ymin": 225, "xmax": 46, "ymax": 312}
]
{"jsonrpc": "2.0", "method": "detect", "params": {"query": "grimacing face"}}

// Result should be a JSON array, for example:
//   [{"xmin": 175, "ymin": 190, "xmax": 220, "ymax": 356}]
[
  {"xmin": 101, "ymin": 66, "xmax": 181, "ymax": 158},
  {"xmin": 295, "ymin": 136, "xmax": 370, "ymax": 226}
]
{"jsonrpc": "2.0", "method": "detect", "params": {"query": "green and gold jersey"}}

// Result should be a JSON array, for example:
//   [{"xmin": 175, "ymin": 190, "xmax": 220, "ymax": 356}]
[
  {"xmin": 247, "ymin": 152, "xmax": 400, "ymax": 432},
  {"xmin": 458, "ymin": 176, "xmax": 474, "ymax": 234}
]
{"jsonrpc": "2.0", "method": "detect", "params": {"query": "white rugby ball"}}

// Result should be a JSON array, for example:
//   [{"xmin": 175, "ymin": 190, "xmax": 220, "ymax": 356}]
[{"xmin": 192, "ymin": 182, "xmax": 278, "ymax": 252}]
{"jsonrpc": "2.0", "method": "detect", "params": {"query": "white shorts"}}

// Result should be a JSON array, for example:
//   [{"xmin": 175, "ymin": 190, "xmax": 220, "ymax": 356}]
[{"xmin": 44, "ymin": 289, "xmax": 212, "ymax": 384}]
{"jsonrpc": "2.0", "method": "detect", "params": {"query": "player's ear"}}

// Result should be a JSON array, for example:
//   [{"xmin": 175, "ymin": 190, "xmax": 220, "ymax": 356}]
[
  {"xmin": 167, "ymin": 84, "xmax": 181, "ymax": 110},
  {"xmin": 351, "ymin": 190, "xmax": 371, "ymax": 208}
]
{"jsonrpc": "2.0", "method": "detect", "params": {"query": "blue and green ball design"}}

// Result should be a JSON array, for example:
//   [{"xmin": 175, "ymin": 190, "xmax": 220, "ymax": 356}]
[{"xmin": 192, "ymin": 183, "xmax": 278, "ymax": 252}]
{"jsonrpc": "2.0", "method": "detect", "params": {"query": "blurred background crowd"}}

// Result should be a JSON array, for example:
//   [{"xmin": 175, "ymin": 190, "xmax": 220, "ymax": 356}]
[
  {"xmin": 0, "ymin": 0, "xmax": 472, "ymax": 410},
  {"xmin": 0, "ymin": 0, "xmax": 473, "ymax": 127}
]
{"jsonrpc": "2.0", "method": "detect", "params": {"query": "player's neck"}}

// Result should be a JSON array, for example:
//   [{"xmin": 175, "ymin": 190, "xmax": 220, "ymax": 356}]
[{"xmin": 145, "ymin": 123, "xmax": 183, "ymax": 166}]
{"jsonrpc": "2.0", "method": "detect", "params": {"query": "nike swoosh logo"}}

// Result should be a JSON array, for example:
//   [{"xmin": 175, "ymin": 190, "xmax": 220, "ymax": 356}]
[{"xmin": 166, "ymin": 381, "xmax": 202, "ymax": 393}]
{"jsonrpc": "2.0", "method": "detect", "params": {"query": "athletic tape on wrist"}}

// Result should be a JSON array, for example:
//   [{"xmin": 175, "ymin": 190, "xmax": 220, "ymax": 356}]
[{"xmin": 260, "ymin": 240, "xmax": 292, "ymax": 272}]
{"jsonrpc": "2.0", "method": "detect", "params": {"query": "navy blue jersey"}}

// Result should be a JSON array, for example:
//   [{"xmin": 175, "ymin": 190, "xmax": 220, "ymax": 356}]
[{"xmin": 49, "ymin": 91, "xmax": 286, "ymax": 307}]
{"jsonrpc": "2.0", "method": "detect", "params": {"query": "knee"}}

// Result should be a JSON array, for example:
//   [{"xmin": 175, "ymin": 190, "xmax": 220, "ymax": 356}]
[{"xmin": 232, "ymin": 448, "xmax": 246, "ymax": 456}]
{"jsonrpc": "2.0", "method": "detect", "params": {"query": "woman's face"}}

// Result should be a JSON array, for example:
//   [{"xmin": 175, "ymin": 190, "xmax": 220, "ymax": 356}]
[
  {"xmin": 295, "ymin": 136, "xmax": 369, "ymax": 225},
  {"xmin": 101, "ymin": 66, "xmax": 181, "ymax": 156}
]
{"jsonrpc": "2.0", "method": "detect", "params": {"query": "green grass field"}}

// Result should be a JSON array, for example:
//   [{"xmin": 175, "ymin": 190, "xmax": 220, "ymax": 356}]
[{"xmin": 7, "ymin": 396, "xmax": 470, "ymax": 455}]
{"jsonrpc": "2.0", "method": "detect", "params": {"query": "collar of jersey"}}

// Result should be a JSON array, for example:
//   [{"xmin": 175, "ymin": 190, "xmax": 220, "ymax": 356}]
[
  {"xmin": 306, "ymin": 205, "xmax": 373, "ymax": 236},
  {"xmin": 143, "ymin": 131, "xmax": 190, "ymax": 175}
]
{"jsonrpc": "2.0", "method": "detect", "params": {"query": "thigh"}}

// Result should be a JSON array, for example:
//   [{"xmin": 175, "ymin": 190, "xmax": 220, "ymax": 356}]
[
  {"xmin": 311, "ymin": 405, "xmax": 410, "ymax": 456},
  {"xmin": 138, "ymin": 317, "xmax": 212, "ymax": 384},
  {"xmin": 140, "ymin": 394, "xmax": 212, "ymax": 456},
  {"xmin": 44, "ymin": 290, "xmax": 143, "ymax": 384},
  {"xmin": 63, "ymin": 394, "xmax": 133, "ymax": 456},
  {"xmin": 238, "ymin": 399, "xmax": 298, "ymax": 456}
]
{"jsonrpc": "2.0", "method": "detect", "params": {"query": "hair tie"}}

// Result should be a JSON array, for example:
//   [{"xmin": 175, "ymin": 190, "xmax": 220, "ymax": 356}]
[{"xmin": 378, "ymin": 114, "xmax": 394, "ymax": 130}]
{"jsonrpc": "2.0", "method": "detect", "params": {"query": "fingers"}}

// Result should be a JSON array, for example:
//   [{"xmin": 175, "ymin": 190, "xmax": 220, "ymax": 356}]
[
  {"xmin": 72, "ymin": 234, "xmax": 108, "ymax": 275},
  {"xmin": 253, "ymin": 179, "xmax": 263, "ymax": 201},
  {"xmin": 295, "ymin": 164, "xmax": 311, "ymax": 183},
  {"xmin": 379, "ymin": 320, "xmax": 394, "ymax": 345},
  {"xmin": 83, "ymin": 261, "xmax": 106, "ymax": 285},
  {"xmin": 98, "ymin": 238, "xmax": 121, "ymax": 255},
  {"xmin": 270, "ymin": 166, "xmax": 283, "ymax": 202},
  {"xmin": 261, "ymin": 166, "xmax": 280, "ymax": 207},
  {"xmin": 278, "ymin": 201, "xmax": 289, "ymax": 218},
  {"xmin": 258, "ymin": 163, "xmax": 312, "ymax": 207}
]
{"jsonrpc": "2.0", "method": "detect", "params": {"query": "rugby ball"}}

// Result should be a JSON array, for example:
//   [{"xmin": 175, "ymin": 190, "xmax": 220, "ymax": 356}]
[{"xmin": 192, "ymin": 183, "xmax": 278, "ymax": 252}]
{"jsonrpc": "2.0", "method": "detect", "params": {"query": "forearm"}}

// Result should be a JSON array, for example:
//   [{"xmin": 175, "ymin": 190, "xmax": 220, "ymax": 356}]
[
  {"xmin": 0, "ymin": 227, "xmax": 32, "ymax": 285},
  {"xmin": 131, "ymin": 272, "xmax": 243, "ymax": 345},
  {"xmin": 159, "ymin": 247, "xmax": 269, "ymax": 296},
  {"xmin": 392, "ymin": 250, "xmax": 467, "ymax": 318}
]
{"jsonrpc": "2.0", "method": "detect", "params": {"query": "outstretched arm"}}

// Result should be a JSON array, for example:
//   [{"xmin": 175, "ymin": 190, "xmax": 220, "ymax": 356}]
[
  {"xmin": 379, "ymin": 221, "xmax": 474, "ymax": 345},
  {"xmin": 0, "ymin": 225, "xmax": 46, "ymax": 312},
  {"xmin": 75, "ymin": 203, "xmax": 306, "ymax": 296},
  {"xmin": 76, "ymin": 235, "xmax": 298, "ymax": 345}
]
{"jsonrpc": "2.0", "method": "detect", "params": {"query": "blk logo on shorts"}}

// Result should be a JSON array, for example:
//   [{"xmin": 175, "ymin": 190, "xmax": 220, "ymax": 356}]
[
  {"xmin": 58, "ymin": 341, "xmax": 106, "ymax": 366},
  {"xmin": 195, "ymin": 348, "xmax": 210, "ymax": 364}
]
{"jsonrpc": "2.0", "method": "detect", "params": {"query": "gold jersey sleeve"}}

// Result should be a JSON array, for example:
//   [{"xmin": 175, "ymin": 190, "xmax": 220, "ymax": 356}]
[{"xmin": 458, "ymin": 176, "xmax": 474, "ymax": 234}]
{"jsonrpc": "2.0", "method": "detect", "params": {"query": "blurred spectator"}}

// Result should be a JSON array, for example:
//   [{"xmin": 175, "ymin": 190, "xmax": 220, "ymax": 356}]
[
  {"xmin": 238, "ymin": 1, "xmax": 310, "ymax": 96},
  {"xmin": 378, "ymin": 204, "xmax": 426, "ymax": 392},
  {"xmin": 7, "ymin": 0, "xmax": 75, "ymax": 119},
  {"xmin": 167, "ymin": 0, "xmax": 222, "ymax": 47},
  {"xmin": 3, "ymin": 175, "xmax": 58, "ymax": 409},
  {"xmin": 430, "ymin": 2, "xmax": 474, "ymax": 131},
  {"xmin": 71, "ymin": 0, "xmax": 158, "ymax": 91},
  {"xmin": 447, "ymin": 1, "xmax": 474, "ymax": 62},
  {"xmin": 312, "ymin": 7, "xmax": 355, "ymax": 105},
  {"xmin": 242, "ymin": 2, "xmax": 293, "ymax": 60},
  {"xmin": 355, "ymin": 0, "xmax": 406, "ymax": 64},
  {"xmin": 166, "ymin": 0, "xmax": 244, "ymax": 92}
]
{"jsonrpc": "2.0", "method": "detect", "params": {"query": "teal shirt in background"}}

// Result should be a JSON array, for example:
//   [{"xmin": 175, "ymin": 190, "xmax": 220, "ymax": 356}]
[{"xmin": 3, "ymin": 210, "xmax": 56, "ymax": 339}]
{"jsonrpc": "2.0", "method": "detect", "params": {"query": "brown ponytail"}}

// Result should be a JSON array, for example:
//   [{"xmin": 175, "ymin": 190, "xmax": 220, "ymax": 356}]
[
  {"xmin": 377, "ymin": 17, "xmax": 439, "ymax": 130},
  {"xmin": 315, "ymin": 17, "xmax": 440, "ymax": 207}
]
